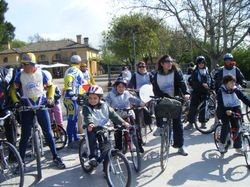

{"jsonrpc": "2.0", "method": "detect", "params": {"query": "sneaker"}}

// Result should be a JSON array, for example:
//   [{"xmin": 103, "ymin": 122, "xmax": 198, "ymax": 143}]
[
  {"xmin": 184, "ymin": 123, "xmax": 193, "ymax": 130},
  {"xmin": 151, "ymin": 114, "xmax": 156, "ymax": 118},
  {"xmin": 235, "ymin": 148, "xmax": 244, "ymax": 155},
  {"xmin": 200, "ymin": 123, "xmax": 206, "ymax": 129},
  {"xmin": 89, "ymin": 157, "xmax": 98, "ymax": 167},
  {"xmin": 153, "ymin": 127, "xmax": 162, "ymax": 136},
  {"xmin": 178, "ymin": 147, "xmax": 188, "ymax": 156},
  {"xmin": 53, "ymin": 157, "xmax": 66, "ymax": 169},
  {"xmin": 218, "ymin": 142, "xmax": 226, "ymax": 153}
]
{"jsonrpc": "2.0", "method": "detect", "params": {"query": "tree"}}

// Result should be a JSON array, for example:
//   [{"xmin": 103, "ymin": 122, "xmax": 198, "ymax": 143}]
[
  {"xmin": 122, "ymin": 0, "xmax": 250, "ymax": 69},
  {"xmin": 28, "ymin": 33, "xmax": 50, "ymax": 43},
  {"xmin": 0, "ymin": 0, "xmax": 15, "ymax": 47},
  {"xmin": 11, "ymin": 39, "xmax": 27, "ymax": 48},
  {"xmin": 102, "ymin": 13, "xmax": 172, "ymax": 69}
]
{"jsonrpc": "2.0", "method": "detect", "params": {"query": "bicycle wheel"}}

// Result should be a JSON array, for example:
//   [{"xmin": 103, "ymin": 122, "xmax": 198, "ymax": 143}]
[
  {"xmin": 242, "ymin": 135, "xmax": 250, "ymax": 168},
  {"xmin": 78, "ymin": 138, "xmax": 94, "ymax": 173},
  {"xmin": 130, "ymin": 134, "xmax": 141, "ymax": 172},
  {"xmin": 0, "ymin": 141, "xmax": 24, "ymax": 187},
  {"xmin": 53, "ymin": 125, "xmax": 67, "ymax": 150},
  {"xmin": 105, "ymin": 151, "xmax": 132, "ymax": 187},
  {"xmin": 33, "ymin": 130, "xmax": 42, "ymax": 180},
  {"xmin": 160, "ymin": 121, "xmax": 171, "ymax": 172},
  {"xmin": 194, "ymin": 97, "xmax": 216, "ymax": 134},
  {"xmin": 246, "ymin": 106, "xmax": 250, "ymax": 122},
  {"xmin": 214, "ymin": 124, "xmax": 222, "ymax": 150}
]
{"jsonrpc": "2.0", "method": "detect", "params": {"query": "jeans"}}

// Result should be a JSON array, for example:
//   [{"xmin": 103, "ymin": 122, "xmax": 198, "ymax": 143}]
[
  {"xmin": 19, "ymin": 109, "xmax": 58, "ymax": 161},
  {"xmin": 156, "ymin": 112, "xmax": 184, "ymax": 148}
]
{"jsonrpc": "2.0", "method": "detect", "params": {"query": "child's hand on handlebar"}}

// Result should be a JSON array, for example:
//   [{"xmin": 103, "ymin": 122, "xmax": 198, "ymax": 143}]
[
  {"xmin": 226, "ymin": 110, "xmax": 232, "ymax": 116},
  {"xmin": 88, "ymin": 123, "xmax": 95, "ymax": 132},
  {"xmin": 122, "ymin": 121, "xmax": 130, "ymax": 129}
]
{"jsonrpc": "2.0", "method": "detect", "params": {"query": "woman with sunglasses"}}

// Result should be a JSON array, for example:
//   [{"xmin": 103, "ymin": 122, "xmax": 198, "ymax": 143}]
[{"xmin": 151, "ymin": 54, "xmax": 190, "ymax": 156}]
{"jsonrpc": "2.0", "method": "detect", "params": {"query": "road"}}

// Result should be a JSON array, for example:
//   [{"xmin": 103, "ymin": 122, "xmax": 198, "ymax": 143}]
[{"xmin": 21, "ymin": 78, "xmax": 250, "ymax": 187}]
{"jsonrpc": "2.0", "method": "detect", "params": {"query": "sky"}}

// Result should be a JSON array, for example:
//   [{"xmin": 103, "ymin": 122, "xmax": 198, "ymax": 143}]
[{"xmin": 5, "ymin": 0, "xmax": 123, "ymax": 49}]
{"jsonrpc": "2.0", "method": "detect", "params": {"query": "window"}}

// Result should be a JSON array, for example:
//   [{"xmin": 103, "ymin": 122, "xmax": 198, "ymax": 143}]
[
  {"xmin": 3, "ymin": 57, "xmax": 8, "ymax": 63},
  {"xmin": 55, "ymin": 54, "xmax": 61, "ymax": 60}
]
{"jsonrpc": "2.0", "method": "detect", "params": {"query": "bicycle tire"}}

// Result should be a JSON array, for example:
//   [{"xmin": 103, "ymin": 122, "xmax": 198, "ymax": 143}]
[
  {"xmin": 242, "ymin": 135, "xmax": 250, "ymax": 168},
  {"xmin": 130, "ymin": 134, "xmax": 141, "ymax": 172},
  {"xmin": 78, "ymin": 138, "xmax": 94, "ymax": 173},
  {"xmin": 34, "ymin": 130, "xmax": 42, "ymax": 180},
  {"xmin": 246, "ymin": 105, "xmax": 250, "ymax": 122},
  {"xmin": 53, "ymin": 125, "xmax": 67, "ymax": 150},
  {"xmin": 194, "ymin": 97, "xmax": 216, "ymax": 134},
  {"xmin": 214, "ymin": 124, "xmax": 222, "ymax": 150},
  {"xmin": 160, "ymin": 121, "xmax": 171, "ymax": 172},
  {"xmin": 0, "ymin": 140, "xmax": 24, "ymax": 187},
  {"xmin": 105, "ymin": 151, "xmax": 132, "ymax": 187}
]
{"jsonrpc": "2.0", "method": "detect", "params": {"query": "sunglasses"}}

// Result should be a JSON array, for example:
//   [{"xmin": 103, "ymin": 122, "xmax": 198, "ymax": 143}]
[
  {"xmin": 164, "ymin": 60, "xmax": 173, "ymax": 63},
  {"xmin": 138, "ymin": 66, "xmax": 146, "ymax": 68}
]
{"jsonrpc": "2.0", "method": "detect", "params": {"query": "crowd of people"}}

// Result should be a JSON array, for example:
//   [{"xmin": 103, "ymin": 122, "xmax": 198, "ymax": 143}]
[{"xmin": 0, "ymin": 51, "xmax": 249, "ymax": 176}]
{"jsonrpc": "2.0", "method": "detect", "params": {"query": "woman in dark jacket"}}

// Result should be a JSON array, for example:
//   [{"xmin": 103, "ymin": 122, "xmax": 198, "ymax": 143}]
[
  {"xmin": 151, "ymin": 54, "xmax": 190, "ymax": 156},
  {"xmin": 185, "ymin": 56, "xmax": 213, "ymax": 130}
]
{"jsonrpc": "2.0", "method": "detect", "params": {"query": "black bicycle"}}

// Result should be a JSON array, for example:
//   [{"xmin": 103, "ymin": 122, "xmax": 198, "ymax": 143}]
[
  {"xmin": 195, "ymin": 90, "xmax": 217, "ymax": 134},
  {"xmin": 79, "ymin": 126, "xmax": 132, "ymax": 187},
  {"xmin": 0, "ymin": 110, "xmax": 24, "ymax": 187},
  {"xmin": 18, "ymin": 105, "xmax": 46, "ymax": 180}
]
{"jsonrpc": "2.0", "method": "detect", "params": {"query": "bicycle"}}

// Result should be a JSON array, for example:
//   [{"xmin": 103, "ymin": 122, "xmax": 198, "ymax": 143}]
[
  {"xmin": 187, "ymin": 90, "xmax": 217, "ymax": 134},
  {"xmin": 79, "ymin": 125, "xmax": 132, "ymax": 187},
  {"xmin": 18, "ymin": 105, "xmax": 46, "ymax": 180},
  {"xmin": 151, "ymin": 96, "xmax": 180, "ymax": 172},
  {"xmin": 115, "ymin": 108, "xmax": 142, "ymax": 172},
  {"xmin": 214, "ymin": 111, "xmax": 250, "ymax": 168},
  {"xmin": 48, "ymin": 108, "xmax": 67, "ymax": 150},
  {"xmin": 0, "ymin": 110, "xmax": 24, "ymax": 187}
]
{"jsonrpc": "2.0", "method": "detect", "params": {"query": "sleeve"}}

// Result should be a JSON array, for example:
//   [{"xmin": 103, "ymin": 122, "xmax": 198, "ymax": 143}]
[
  {"xmin": 64, "ymin": 74, "xmax": 74, "ymax": 90},
  {"xmin": 175, "ymin": 70, "xmax": 190, "ymax": 95},
  {"xmin": 216, "ymin": 89, "xmax": 224, "ymax": 119},
  {"xmin": 82, "ymin": 106, "xmax": 94, "ymax": 128},
  {"xmin": 236, "ymin": 89, "xmax": 250, "ymax": 107},
  {"xmin": 105, "ymin": 92, "xmax": 112, "ymax": 106},
  {"xmin": 128, "ymin": 73, "xmax": 136, "ymax": 89}
]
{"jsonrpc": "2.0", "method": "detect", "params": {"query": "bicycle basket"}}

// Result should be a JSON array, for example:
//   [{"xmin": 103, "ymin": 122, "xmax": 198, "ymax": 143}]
[{"xmin": 155, "ymin": 97, "xmax": 182, "ymax": 118}]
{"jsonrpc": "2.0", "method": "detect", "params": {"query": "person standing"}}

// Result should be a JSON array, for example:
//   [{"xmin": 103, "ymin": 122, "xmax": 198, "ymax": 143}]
[
  {"xmin": 185, "ymin": 56, "xmax": 213, "ymax": 130},
  {"xmin": 12, "ymin": 52, "xmax": 65, "ymax": 168},
  {"xmin": 63, "ymin": 55, "xmax": 85, "ymax": 148},
  {"xmin": 151, "ymin": 54, "xmax": 190, "ymax": 156},
  {"xmin": 214, "ymin": 53, "xmax": 246, "ymax": 92},
  {"xmin": 119, "ymin": 66, "xmax": 132, "ymax": 83},
  {"xmin": 78, "ymin": 63, "xmax": 96, "ymax": 134}
]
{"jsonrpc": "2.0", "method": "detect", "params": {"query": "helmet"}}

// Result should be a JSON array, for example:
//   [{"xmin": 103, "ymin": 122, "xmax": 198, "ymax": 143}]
[
  {"xmin": 42, "ymin": 70, "xmax": 52, "ymax": 81},
  {"xmin": 223, "ymin": 53, "xmax": 233, "ymax": 61},
  {"xmin": 70, "ymin": 55, "xmax": 81, "ymax": 64},
  {"xmin": 196, "ymin": 56, "xmax": 206, "ymax": 64},
  {"xmin": 21, "ymin": 53, "xmax": 37, "ymax": 64},
  {"xmin": 87, "ymin": 85, "xmax": 104, "ymax": 96},
  {"xmin": 114, "ymin": 77, "xmax": 127, "ymax": 87}
]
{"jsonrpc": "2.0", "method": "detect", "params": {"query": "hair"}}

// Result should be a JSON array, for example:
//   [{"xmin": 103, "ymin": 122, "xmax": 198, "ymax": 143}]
[
  {"xmin": 157, "ymin": 55, "xmax": 179, "ymax": 73},
  {"xmin": 222, "ymin": 74, "xmax": 236, "ymax": 84},
  {"xmin": 187, "ymin": 67, "xmax": 194, "ymax": 75}
]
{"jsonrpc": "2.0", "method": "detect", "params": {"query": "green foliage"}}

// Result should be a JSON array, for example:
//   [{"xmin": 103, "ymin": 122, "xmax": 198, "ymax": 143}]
[
  {"xmin": 11, "ymin": 39, "xmax": 27, "ymax": 48},
  {"xmin": 0, "ymin": 0, "xmax": 15, "ymax": 47},
  {"xmin": 233, "ymin": 48, "xmax": 250, "ymax": 80},
  {"xmin": 103, "ymin": 13, "xmax": 172, "ymax": 67}
]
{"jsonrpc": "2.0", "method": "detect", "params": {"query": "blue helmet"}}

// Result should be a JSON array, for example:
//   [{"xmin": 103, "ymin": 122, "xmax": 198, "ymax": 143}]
[
  {"xmin": 223, "ymin": 53, "xmax": 233, "ymax": 60},
  {"xmin": 114, "ymin": 77, "xmax": 127, "ymax": 87}
]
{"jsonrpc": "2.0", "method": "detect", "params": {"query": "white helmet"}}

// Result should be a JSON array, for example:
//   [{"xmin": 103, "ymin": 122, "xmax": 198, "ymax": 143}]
[
  {"xmin": 43, "ymin": 70, "xmax": 52, "ymax": 81},
  {"xmin": 70, "ymin": 55, "xmax": 81, "ymax": 64},
  {"xmin": 87, "ymin": 85, "xmax": 104, "ymax": 96}
]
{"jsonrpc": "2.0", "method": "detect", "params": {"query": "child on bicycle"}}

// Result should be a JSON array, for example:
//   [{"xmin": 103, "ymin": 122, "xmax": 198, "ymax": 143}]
[
  {"xmin": 217, "ymin": 74, "xmax": 250, "ymax": 154},
  {"xmin": 43, "ymin": 70, "xmax": 64, "ymax": 129},
  {"xmin": 82, "ymin": 85, "xmax": 130, "ymax": 166},
  {"xmin": 105, "ymin": 77, "xmax": 145, "ymax": 153}
]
